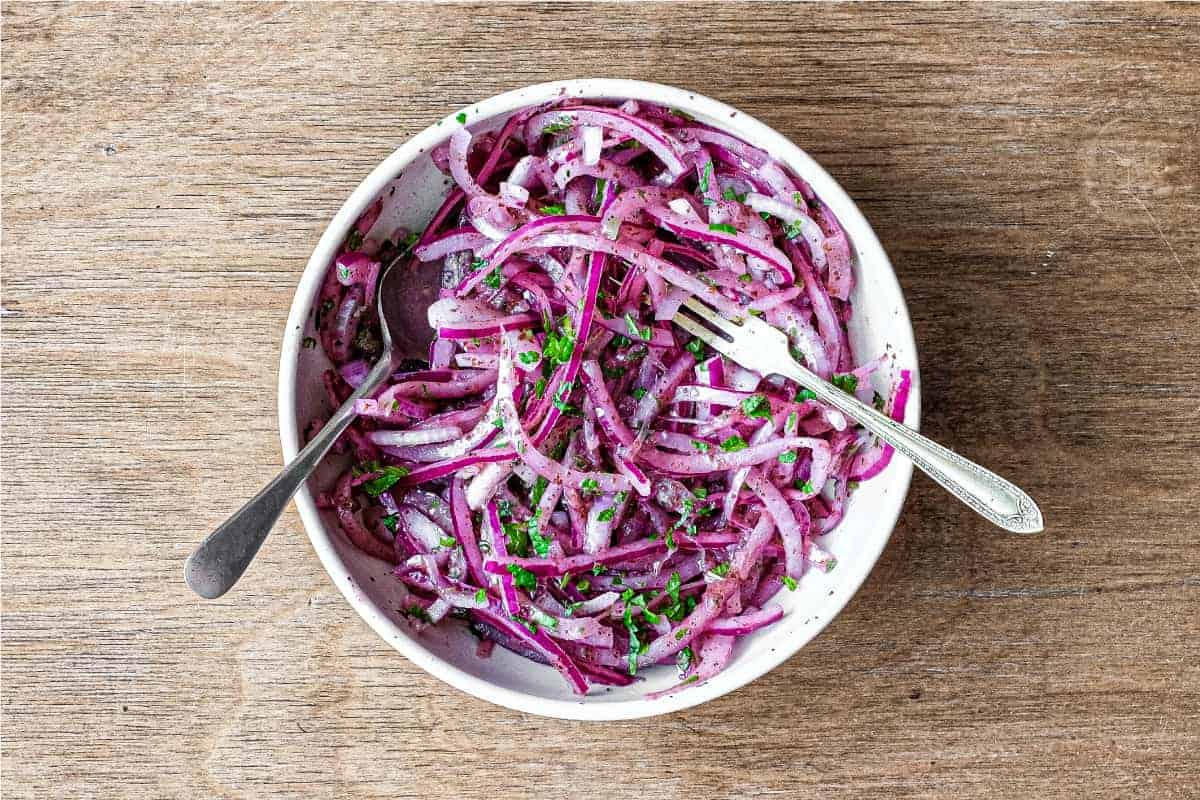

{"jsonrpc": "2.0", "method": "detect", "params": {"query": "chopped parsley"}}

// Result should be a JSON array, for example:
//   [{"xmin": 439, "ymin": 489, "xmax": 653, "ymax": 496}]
[
  {"xmin": 580, "ymin": 477, "xmax": 600, "ymax": 495},
  {"xmin": 474, "ymin": 588, "xmax": 488, "ymax": 603},
  {"xmin": 624, "ymin": 312, "xmax": 651, "ymax": 341},
  {"xmin": 698, "ymin": 160, "xmax": 713, "ymax": 193},
  {"xmin": 675, "ymin": 627, "xmax": 690, "ymax": 641},
  {"xmin": 684, "ymin": 338, "xmax": 705, "ymax": 357},
  {"xmin": 691, "ymin": 440, "xmax": 710, "ymax": 453},
  {"xmin": 381, "ymin": 514, "xmax": 398, "ymax": 532},
  {"xmin": 439, "ymin": 536, "xmax": 457, "ymax": 549},
  {"xmin": 518, "ymin": 350, "xmax": 540, "ymax": 365},
  {"xmin": 542, "ymin": 319, "xmax": 575, "ymax": 366},
  {"xmin": 528, "ymin": 520, "xmax": 552, "ymax": 557},
  {"xmin": 693, "ymin": 487, "xmax": 708, "ymax": 499},
  {"xmin": 740, "ymin": 394, "xmax": 772, "ymax": 419},
  {"xmin": 782, "ymin": 576, "xmax": 799, "ymax": 591},
  {"xmin": 361, "ymin": 465, "xmax": 410, "ymax": 497},
  {"xmin": 455, "ymin": 112, "xmax": 468, "ymax": 124},
  {"xmin": 596, "ymin": 507, "xmax": 615, "ymax": 522},
  {"xmin": 831, "ymin": 373, "xmax": 859, "ymax": 394},
  {"xmin": 575, "ymin": 578, "xmax": 591, "ymax": 592},
  {"xmin": 722, "ymin": 187, "xmax": 748, "ymax": 203},
  {"xmin": 632, "ymin": 387, "xmax": 647, "ymax": 400},
  {"xmin": 784, "ymin": 219, "xmax": 805, "ymax": 240},
  {"xmin": 795, "ymin": 479, "xmax": 815, "ymax": 494},
  {"xmin": 592, "ymin": 563, "xmax": 605, "ymax": 576},
  {"xmin": 738, "ymin": 272, "xmax": 753, "ymax": 284},
  {"xmin": 530, "ymin": 475, "xmax": 550, "ymax": 507},
  {"xmin": 345, "ymin": 229, "xmax": 364, "ymax": 251},
  {"xmin": 504, "ymin": 521, "xmax": 529, "ymax": 557},
  {"xmin": 720, "ymin": 435, "xmax": 748, "ymax": 452},
  {"xmin": 708, "ymin": 223, "xmax": 738, "ymax": 235},
  {"xmin": 795, "ymin": 387, "xmax": 817, "ymax": 402},
  {"xmin": 665, "ymin": 571, "xmax": 682, "ymax": 604},
  {"xmin": 778, "ymin": 450, "xmax": 798, "ymax": 464},
  {"xmin": 402, "ymin": 604, "xmax": 431, "ymax": 623},
  {"xmin": 483, "ymin": 267, "xmax": 503, "ymax": 289},
  {"xmin": 676, "ymin": 646, "xmax": 694, "ymax": 675},
  {"xmin": 539, "ymin": 203, "xmax": 566, "ymax": 216},
  {"xmin": 533, "ymin": 377, "xmax": 547, "ymax": 398},
  {"xmin": 873, "ymin": 391, "xmax": 886, "ymax": 411},
  {"xmin": 470, "ymin": 256, "xmax": 488, "ymax": 273},
  {"xmin": 709, "ymin": 562, "xmax": 732, "ymax": 578},
  {"xmin": 541, "ymin": 115, "xmax": 574, "ymax": 135},
  {"xmin": 505, "ymin": 564, "xmax": 538, "ymax": 591}
]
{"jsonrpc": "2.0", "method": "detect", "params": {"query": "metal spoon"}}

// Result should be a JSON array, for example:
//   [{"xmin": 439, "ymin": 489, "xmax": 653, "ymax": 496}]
[{"xmin": 184, "ymin": 257, "xmax": 441, "ymax": 599}]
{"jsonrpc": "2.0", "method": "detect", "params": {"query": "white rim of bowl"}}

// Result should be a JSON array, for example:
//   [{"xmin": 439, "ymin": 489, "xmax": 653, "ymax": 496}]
[{"xmin": 278, "ymin": 78, "xmax": 921, "ymax": 721}]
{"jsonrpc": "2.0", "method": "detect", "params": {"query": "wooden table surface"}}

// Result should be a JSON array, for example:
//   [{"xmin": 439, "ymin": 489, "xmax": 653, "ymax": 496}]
[{"xmin": 3, "ymin": 3, "xmax": 1197, "ymax": 798}]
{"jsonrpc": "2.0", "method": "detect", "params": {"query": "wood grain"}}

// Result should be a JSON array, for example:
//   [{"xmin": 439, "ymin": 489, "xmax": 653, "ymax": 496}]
[{"xmin": 2, "ymin": 3, "xmax": 1198, "ymax": 798}]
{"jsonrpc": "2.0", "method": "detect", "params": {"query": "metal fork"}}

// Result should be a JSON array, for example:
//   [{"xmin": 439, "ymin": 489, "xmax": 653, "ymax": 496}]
[{"xmin": 673, "ymin": 297, "xmax": 1043, "ymax": 534}]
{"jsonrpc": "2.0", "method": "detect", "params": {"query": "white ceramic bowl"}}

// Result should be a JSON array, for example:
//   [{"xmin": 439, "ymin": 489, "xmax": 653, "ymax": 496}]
[{"xmin": 278, "ymin": 79, "xmax": 920, "ymax": 720}]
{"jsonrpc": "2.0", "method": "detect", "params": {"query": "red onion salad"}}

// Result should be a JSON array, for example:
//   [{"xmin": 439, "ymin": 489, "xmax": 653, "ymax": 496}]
[{"xmin": 310, "ymin": 99, "xmax": 911, "ymax": 697}]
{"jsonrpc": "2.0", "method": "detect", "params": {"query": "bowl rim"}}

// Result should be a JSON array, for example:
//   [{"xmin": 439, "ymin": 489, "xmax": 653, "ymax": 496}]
[{"xmin": 277, "ymin": 78, "xmax": 920, "ymax": 721}]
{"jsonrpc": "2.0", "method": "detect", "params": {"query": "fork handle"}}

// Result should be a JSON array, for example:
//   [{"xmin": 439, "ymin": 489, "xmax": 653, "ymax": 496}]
[{"xmin": 781, "ymin": 363, "xmax": 1043, "ymax": 534}]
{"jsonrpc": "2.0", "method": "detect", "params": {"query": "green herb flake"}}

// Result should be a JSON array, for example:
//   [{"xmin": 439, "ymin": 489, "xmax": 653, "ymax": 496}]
[
  {"xmin": 709, "ymin": 562, "xmax": 732, "ymax": 578},
  {"xmin": 722, "ymin": 187, "xmax": 748, "ymax": 203},
  {"xmin": 740, "ymin": 394, "xmax": 772, "ymax": 419},
  {"xmin": 778, "ymin": 450, "xmax": 798, "ymax": 464},
  {"xmin": 518, "ymin": 350, "xmax": 540, "ymax": 366},
  {"xmin": 403, "ymin": 604, "xmax": 431, "ymax": 623},
  {"xmin": 529, "ymin": 522, "xmax": 552, "ymax": 557},
  {"xmin": 505, "ymin": 564, "xmax": 538, "ymax": 591},
  {"xmin": 539, "ymin": 203, "xmax": 566, "ymax": 216},
  {"xmin": 832, "ymin": 373, "xmax": 859, "ymax": 394},
  {"xmin": 439, "ymin": 536, "xmax": 458, "ymax": 549},
  {"xmin": 302, "ymin": 336, "xmax": 317, "ymax": 349},
  {"xmin": 580, "ymin": 477, "xmax": 600, "ymax": 494},
  {"xmin": 504, "ymin": 521, "xmax": 530, "ymax": 557},
  {"xmin": 795, "ymin": 479, "xmax": 815, "ymax": 494},
  {"xmin": 346, "ymin": 229, "xmax": 364, "ymax": 251},
  {"xmin": 533, "ymin": 377, "xmax": 547, "ymax": 398},
  {"xmin": 675, "ymin": 627, "xmax": 690, "ymax": 641},
  {"xmin": 483, "ymin": 267, "xmax": 503, "ymax": 290},
  {"xmin": 361, "ymin": 465, "xmax": 411, "ymax": 497},
  {"xmin": 873, "ymin": 391, "xmax": 885, "ymax": 411},
  {"xmin": 693, "ymin": 487, "xmax": 709, "ymax": 499},
  {"xmin": 575, "ymin": 578, "xmax": 591, "ymax": 592},
  {"xmin": 719, "ymin": 435, "xmax": 748, "ymax": 453},
  {"xmin": 699, "ymin": 160, "xmax": 713, "ymax": 193},
  {"xmin": 676, "ymin": 646, "xmax": 694, "ymax": 675},
  {"xmin": 541, "ymin": 115, "xmax": 574, "ymax": 135},
  {"xmin": 795, "ymin": 387, "xmax": 817, "ymax": 402},
  {"xmin": 455, "ymin": 112, "xmax": 468, "ymax": 124},
  {"xmin": 708, "ymin": 223, "xmax": 738, "ymax": 235},
  {"xmin": 690, "ymin": 440, "xmax": 710, "ymax": 454},
  {"xmin": 784, "ymin": 219, "xmax": 805, "ymax": 240},
  {"xmin": 685, "ymin": 338, "xmax": 705, "ymax": 357},
  {"xmin": 782, "ymin": 576, "xmax": 799, "ymax": 591},
  {"xmin": 592, "ymin": 563, "xmax": 605, "ymax": 576},
  {"xmin": 474, "ymin": 588, "xmax": 488, "ymax": 603},
  {"xmin": 738, "ymin": 273, "xmax": 753, "ymax": 284},
  {"xmin": 530, "ymin": 475, "xmax": 550, "ymax": 507},
  {"xmin": 665, "ymin": 571, "xmax": 682, "ymax": 604},
  {"xmin": 624, "ymin": 312, "xmax": 651, "ymax": 341},
  {"xmin": 632, "ymin": 387, "xmax": 647, "ymax": 400},
  {"xmin": 470, "ymin": 256, "xmax": 488, "ymax": 273},
  {"xmin": 381, "ymin": 514, "xmax": 398, "ymax": 532},
  {"xmin": 596, "ymin": 507, "xmax": 615, "ymax": 522}
]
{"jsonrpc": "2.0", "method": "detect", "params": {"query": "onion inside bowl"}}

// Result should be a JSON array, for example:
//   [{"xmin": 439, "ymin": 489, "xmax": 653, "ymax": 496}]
[{"xmin": 278, "ymin": 77, "xmax": 916, "ymax": 724}]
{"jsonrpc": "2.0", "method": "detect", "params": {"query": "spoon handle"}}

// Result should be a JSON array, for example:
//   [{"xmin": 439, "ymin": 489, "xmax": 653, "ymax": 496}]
[
  {"xmin": 184, "ymin": 355, "xmax": 394, "ymax": 598},
  {"xmin": 779, "ymin": 361, "xmax": 1044, "ymax": 534}
]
